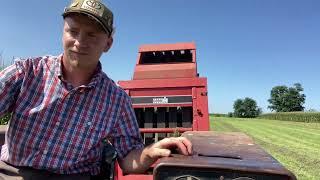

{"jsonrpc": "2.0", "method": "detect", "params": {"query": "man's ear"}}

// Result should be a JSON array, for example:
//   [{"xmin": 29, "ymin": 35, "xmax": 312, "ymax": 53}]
[{"xmin": 103, "ymin": 37, "xmax": 113, "ymax": 52}]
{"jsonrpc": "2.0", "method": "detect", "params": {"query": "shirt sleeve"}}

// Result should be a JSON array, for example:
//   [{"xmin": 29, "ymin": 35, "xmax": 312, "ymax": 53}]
[
  {"xmin": 111, "ymin": 93, "xmax": 144, "ymax": 159},
  {"xmin": 0, "ymin": 60, "xmax": 25, "ymax": 117}
]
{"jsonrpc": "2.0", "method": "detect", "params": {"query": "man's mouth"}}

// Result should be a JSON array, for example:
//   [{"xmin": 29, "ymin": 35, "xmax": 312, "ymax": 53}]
[{"xmin": 70, "ymin": 50, "xmax": 88, "ymax": 56}]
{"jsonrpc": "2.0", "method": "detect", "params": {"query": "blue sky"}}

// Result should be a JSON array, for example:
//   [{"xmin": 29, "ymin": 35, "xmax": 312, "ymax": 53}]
[{"xmin": 0, "ymin": 0, "xmax": 319, "ymax": 113}]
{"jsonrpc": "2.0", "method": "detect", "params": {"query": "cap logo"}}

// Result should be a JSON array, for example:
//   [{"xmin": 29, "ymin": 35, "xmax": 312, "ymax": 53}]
[
  {"xmin": 86, "ymin": 0, "xmax": 101, "ymax": 10},
  {"xmin": 81, "ymin": 0, "xmax": 104, "ymax": 17},
  {"xmin": 70, "ymin": 1, "xmax": 78, "ymax": 7}
]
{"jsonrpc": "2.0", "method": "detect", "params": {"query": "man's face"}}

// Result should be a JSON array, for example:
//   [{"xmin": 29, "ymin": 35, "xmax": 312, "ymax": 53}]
[{"xmin": 62, "ymin": 14, "xmax": 112, "ymax": 70}]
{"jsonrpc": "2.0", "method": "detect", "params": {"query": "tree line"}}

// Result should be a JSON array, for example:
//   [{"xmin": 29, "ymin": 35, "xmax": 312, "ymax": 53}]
[
  {"xmin": 231, "ymin": 83, "xmax": 306, "ymax": 118},
  {"xmin": 0, "ymin": 51, "xmax": 4, "ymax": 70},
  {"xmin": 0, "ymin": 51, "xmax": 15, "ymax": 71}
]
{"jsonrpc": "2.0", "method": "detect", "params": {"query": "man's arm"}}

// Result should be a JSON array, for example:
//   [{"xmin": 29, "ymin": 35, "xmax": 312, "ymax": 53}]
[
  {"xmin": 118, "ymin": 136, "xmax": 192, "ymax": 174},
  {"xmin": 0, "ymin": 62, "xmax": 24, "ymax": 117}
]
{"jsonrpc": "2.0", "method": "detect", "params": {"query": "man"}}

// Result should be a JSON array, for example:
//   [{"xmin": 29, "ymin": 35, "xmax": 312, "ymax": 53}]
[{"xmin": 0, "ymin": 0, "xmax": 192, "ymax": 179}]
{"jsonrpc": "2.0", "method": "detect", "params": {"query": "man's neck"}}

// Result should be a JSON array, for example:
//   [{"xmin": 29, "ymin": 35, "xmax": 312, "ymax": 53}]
[
  {"xmin": 63, "ymin": 67, "xmax": 94, "ymax": 87},
  {"xmin": 61, "ymin": 59, "xmax": 97, "ymax": 87}
]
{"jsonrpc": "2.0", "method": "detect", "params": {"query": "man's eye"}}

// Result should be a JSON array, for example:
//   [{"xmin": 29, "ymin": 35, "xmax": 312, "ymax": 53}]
[
  {"xmin": 69, "ymin": 30, "xmax": 78, "ymax": 35},
  {"xmin": 88, "ymin": 33, "xmax": 96, "ymax": 38}
]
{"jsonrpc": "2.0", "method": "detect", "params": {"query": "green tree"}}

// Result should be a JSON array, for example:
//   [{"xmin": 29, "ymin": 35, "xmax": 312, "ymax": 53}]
[
  {"xmin": 268, "ymin": 83, "xmax": 305, "ymax": 112},
  {"xmin": 233, "ymin": 97, "xmax": 261, "ymax": 118}
]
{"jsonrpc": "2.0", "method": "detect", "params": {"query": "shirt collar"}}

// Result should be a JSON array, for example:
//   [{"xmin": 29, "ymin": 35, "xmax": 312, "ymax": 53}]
[
  {"xmin": 55, "ymin": 54, "xmax": 103, "ymax": 88},
  {"xmin": 88, "ymin": 62, "xmax": 103, "ymax": 88},
  {"xmin": 56, "ymin": 54, "xmax": 63, "ymax": 77}
]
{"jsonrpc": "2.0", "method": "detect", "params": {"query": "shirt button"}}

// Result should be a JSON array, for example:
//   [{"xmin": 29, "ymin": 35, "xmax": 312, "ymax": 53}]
[
  {"xmin": 87, "ymin": 122, "xmax": 92, "ymax": 126},
  {"xmin": 43, "ymin": 150, "xmax": 48, "ymax": 155},
  {"xmin": 79, "ymin": 88, "xmax": 85, "ymax": 93},
  {"xmin": 56, "ymin": 121, "xmax": 60, "ymax": 126}
]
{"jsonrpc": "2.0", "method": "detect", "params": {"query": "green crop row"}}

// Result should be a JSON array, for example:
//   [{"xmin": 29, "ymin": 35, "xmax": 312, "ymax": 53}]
[
  {"xmin": 259, "ymin": 112, "xmax": 320, "ymax": 123},
  {"xmin": 211, "ymin": 117, "xmax": 320, "ymax": 180}
]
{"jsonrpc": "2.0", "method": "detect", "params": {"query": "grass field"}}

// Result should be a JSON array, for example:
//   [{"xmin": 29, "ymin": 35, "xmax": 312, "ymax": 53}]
[{"xmin": 210, "ymin": 116, "xmax": 320, "ymax": 180}]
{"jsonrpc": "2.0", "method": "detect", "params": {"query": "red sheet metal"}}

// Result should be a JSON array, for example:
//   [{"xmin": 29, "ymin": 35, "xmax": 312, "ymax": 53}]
[
  {"xmin": 133, "ymin": 63, "xmax": 197, "ymax": 79},
  {"xmin": 139, "ymin": 42, "xmax": 196, "ymax": 52},
  {"xmin": 153, "ymin": 131, "xmax": 297, "ymax": 180},
  {"xmin": 118, "ymin": 77, "xmax": 207, "ymax": 89},
  {"xmin": 133, "ymin": 103, "xmax": 192, "ymax": 108},
  {"xmin": 116, "ymin": 42, "xmax": 209, "ymax": 180}
]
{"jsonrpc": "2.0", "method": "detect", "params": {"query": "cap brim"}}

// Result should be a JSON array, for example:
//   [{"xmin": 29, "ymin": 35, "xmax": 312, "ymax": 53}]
[{"xmin": 63, "ymin": 10, "xmax": 110, "ymax": 35}]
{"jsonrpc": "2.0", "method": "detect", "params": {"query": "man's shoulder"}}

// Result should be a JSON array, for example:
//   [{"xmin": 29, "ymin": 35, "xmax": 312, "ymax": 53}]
[
  {"xmin": 99, "ymin": 72, "xmax": 129, "ymax": 99},
  {"xmin": 14, "ymin": 55, "xmax": 60, "ymax": 70}
]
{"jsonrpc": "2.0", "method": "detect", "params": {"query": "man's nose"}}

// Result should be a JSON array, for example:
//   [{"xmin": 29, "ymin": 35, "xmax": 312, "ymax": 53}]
[{"xmin": 74, "ymin": 33, "xmax": 89, "ymax": 48}]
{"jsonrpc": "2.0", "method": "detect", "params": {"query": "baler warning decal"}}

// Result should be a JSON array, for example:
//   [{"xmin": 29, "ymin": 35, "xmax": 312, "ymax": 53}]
[{"xmin": 131, "ymin": 96, "xmax": 192, "ymax": 105}]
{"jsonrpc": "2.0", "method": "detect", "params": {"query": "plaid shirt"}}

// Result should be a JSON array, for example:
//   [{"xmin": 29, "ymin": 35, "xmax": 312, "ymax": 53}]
[{"xmin": 0, "ymin": 55, "xmax": 143, "ymax": 175}]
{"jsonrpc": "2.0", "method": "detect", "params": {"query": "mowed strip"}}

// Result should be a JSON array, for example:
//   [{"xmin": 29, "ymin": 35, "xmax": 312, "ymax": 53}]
[{"xmin": 210, "ymin": 116, "xmax": 320, "ymax": 180}]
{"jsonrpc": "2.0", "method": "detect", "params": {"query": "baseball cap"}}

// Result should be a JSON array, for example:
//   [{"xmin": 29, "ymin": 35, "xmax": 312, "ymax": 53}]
[{"xmin": 63, "ymin": 0, "xmax": 114, "ymax": 36}]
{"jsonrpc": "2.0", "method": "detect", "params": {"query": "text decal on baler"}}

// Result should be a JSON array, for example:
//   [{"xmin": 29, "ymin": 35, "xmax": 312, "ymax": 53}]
[
  {"xmin": 131, "ymin": 96, "xmax": 192, "ymax": 105},
  {"xmin": 153, "ymin": 97, "xmax": 169, "ymax": 104}
]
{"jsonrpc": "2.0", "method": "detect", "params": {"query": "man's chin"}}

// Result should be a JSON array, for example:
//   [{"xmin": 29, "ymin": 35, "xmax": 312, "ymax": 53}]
[
  {"xmin": 69, "ymin": 56, "xmax": 85, "ymax": 65},
  {"xmin": 70, "ymin": 59, "xmax": 96, "ymax": 69}
]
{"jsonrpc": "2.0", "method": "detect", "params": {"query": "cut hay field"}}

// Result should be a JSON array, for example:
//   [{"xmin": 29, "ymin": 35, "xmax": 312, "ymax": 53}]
[{"xmin": 211, "ymin": 116, "xmax": 320, "ymax": 180}]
